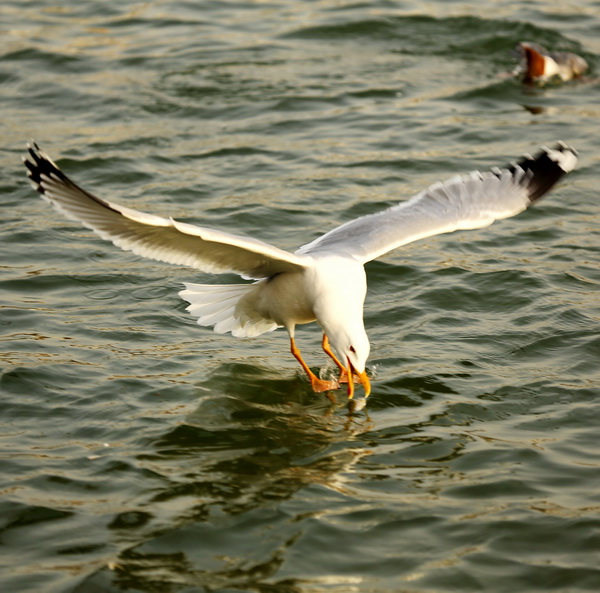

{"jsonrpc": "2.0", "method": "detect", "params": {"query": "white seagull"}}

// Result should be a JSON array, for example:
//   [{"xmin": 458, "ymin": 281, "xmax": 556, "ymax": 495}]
[{"xmin": 25, "ymin": 142, "xmax": 577, "ymax": 402}]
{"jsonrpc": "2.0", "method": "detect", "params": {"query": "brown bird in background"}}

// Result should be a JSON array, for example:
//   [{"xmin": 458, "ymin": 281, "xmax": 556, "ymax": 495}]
[{"xmin": 515, "ymin": 42, "xmax": 588, "ymax": 84}]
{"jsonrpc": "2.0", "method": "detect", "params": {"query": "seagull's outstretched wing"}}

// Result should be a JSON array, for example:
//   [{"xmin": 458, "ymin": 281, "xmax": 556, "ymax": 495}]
[
  {"xmin": 297, "ymin": 142, "xmax": 577, "ymax": 263},
  {"xmin": 24, "ymin": 143, "xmax": 307, "ymax": 279}
]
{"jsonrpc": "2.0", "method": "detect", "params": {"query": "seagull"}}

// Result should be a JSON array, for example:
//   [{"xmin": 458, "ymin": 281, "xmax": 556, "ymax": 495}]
[
  {"xmin": 24, "ymin": 142, "xmax": 577, "ymax": 402},
  {"xmin": 515, "ymin": 42, "xmax": 588, "ymax": 84}
]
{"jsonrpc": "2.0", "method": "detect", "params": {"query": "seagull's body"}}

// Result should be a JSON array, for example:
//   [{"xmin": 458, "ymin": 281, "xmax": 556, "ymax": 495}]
[
  {"xmin": 24, "ymin": 142, "xmax": 577, "ymax": 402},
  {"xmin": 515, "ymin": 42, "xmax": 588, "ymax": 84}
]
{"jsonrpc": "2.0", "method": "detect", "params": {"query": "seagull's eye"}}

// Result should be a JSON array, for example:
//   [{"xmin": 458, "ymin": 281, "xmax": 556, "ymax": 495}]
[{"xmin": 349, "ymin": 346, "xmax": 356, "ymax": 353}]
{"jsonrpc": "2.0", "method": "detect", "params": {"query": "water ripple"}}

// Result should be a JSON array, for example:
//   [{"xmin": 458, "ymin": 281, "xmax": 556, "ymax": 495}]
[{"xmin": 2, "ymin": 1, "xmax": 599, "ymax": 592}]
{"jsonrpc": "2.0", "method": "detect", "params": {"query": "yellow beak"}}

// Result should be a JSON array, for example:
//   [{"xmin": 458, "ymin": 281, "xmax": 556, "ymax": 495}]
[{"xmin": 346, "ymin": 361, "xmax": 371, "ymax": 400}]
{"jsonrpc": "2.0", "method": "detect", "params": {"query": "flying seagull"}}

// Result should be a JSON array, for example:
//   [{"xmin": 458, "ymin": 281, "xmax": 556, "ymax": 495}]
[
  {"xmin": 515, "ymin": 42, "xmax": 588, "ymax": 84},
  {"xmin": 24, "ymin": 142, "xmax": 577, "ymax": 402}
]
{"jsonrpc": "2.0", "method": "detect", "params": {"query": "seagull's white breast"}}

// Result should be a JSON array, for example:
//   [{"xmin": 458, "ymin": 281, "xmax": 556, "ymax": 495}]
[{"xmin": 310, "ymin": 255, "xmax": 368, "ymax": 330}]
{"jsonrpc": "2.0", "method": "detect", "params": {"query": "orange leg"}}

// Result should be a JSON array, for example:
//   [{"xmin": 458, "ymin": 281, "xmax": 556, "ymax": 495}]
[
  {"xmin": 347, "ymin": 367, "xmax": 355, "ymax": 399},
  {"xmin": 322, "ymin": 334, "xmax": 354, "ymax": 386},
  {"xmin": 290, "ymin": 337, "xmax": 340, "ymax": 393},
  {"xmin": 322, "ymin": 334, "xmax": 346, "ymax": 376}
]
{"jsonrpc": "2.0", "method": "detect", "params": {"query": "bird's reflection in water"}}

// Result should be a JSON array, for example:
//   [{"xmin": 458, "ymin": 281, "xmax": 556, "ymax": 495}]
[{"xmin": 93, "ymin": 363, "xmax": 374, "ymax": 593}]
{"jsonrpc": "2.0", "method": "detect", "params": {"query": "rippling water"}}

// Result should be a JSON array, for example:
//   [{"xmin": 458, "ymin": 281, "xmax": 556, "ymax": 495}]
[{"xmin": 2, "ymin": 1, "xmax": 600, "ymax": 592}]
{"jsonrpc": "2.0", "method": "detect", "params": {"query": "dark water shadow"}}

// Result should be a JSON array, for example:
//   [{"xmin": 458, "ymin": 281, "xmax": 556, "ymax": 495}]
[{"xmin": 76, "ymin": 363, "xmax": 375, "ymax": 592}]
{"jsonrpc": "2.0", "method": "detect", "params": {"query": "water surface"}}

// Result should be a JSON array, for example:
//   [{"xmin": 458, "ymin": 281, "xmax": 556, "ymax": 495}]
[{"xmin": 2, "ymin": 1, "xmax": 600, "ymax": 592}]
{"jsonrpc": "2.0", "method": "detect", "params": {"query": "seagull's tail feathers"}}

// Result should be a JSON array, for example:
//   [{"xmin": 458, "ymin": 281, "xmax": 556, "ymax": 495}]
[{"xmin": 179, "ymin": 282, "xmax": 278, "ymax": 338}]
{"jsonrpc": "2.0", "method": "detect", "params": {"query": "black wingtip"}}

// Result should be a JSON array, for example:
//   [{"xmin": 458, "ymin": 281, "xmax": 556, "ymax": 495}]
[
  {"xmin": 24, "ymin": 142, "xmax": 69, "ymax": 196},
  {"xmin": 24, "ymin": 143, "xmax": 125, "ymax": 216},
  {"xmin": 507, "ymin": 142, "xmax": 578, "ymax": 203}
]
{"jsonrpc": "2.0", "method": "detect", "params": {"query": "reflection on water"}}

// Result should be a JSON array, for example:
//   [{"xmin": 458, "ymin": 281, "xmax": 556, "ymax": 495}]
[{"xmin": 86, "ymin": 364, "xmax": 375, "ymax": 591}]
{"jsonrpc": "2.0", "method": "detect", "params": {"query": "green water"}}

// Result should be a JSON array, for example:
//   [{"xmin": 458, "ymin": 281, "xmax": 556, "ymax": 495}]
[{"xmin": 2, "ymin": 1, "xmax": 600, "ymax": 592}]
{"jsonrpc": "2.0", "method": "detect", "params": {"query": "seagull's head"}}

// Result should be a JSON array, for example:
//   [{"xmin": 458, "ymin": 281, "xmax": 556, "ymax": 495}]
[{"xmin": 330, "ymin": 325, "xmax": 371, "ymax": 398}]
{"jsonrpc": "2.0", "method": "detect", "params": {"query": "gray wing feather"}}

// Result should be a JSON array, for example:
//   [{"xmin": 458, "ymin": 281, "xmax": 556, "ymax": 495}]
[
  {"xmin": 297, "ymin": 143, "xmax": 576, "ymax": 263},
  {"xmin": 25, "ymin": 144, "xmax": 308, "ymax": 279}
]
